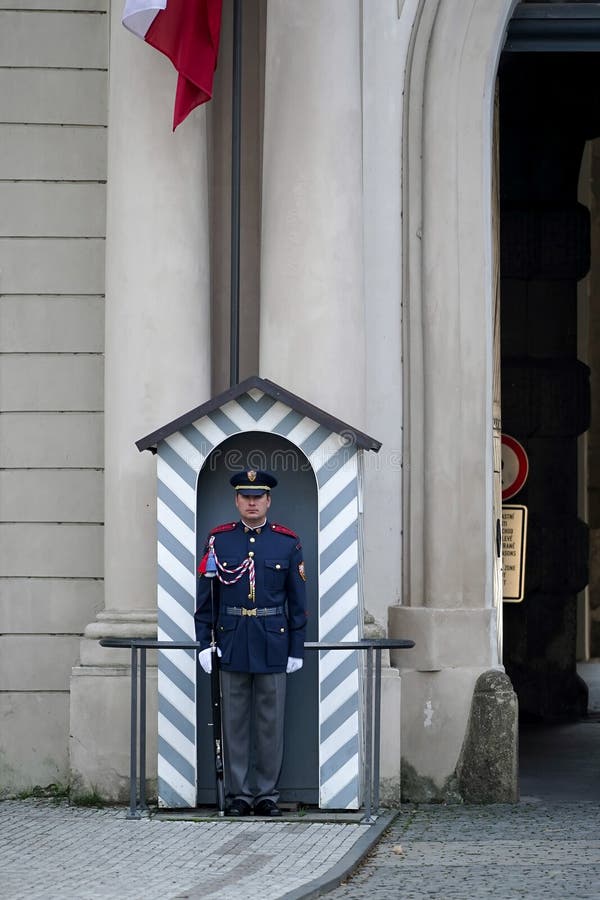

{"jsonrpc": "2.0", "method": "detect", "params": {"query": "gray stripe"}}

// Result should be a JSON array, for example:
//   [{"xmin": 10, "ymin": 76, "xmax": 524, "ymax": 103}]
[
  {"xmin": 158, "ymin": 522, "xmax": 195, "ymax": 573},
  {"xmin": 158, "ymin": 776, "xmax": 192, "ymax": 809},
  {"xmin": 158, "ymin": 480, "xmax": 195, "ymax": 530},
  {"xmin": 321, "ymin": 776, "xmax": 359, "ymax": 810},
  {"xmin": 207, "ymin": 408, "xmax": 239, "ymax": 436},
  {"xmin": 159, "ymin": 694, "xmax": 196, "ymax": 744},
  {"xmin": 319, "ymin": 565, "xmax": 357, "ymax": 613},
  {"xmin": 158, "ymin": 442, "xmax": 197, "ymax": 489},
  {"xmin": 321, "ymin": 607, "xmax": 359, "ymax": 645},
  {"xmin": 320, "ymin": 479, "xmax": 358, "ymax": 530},
  {"xmin": 236, "ymin": 392, "xmax": 277, "ymax": 421},
  {"xmin": 158, "ymin": 565, "xmax": 195, "ymax": 614},
  {"xmin": 158, "ymin": 608, "xmax": 196, "ymax": 650},
  {"xmin": 181, "ymin": 423, "xmax": 213, "ymax": 456},
  {"xmin": 316, "ymin": 445, "xmax": 356, "ymax": 488},
  {"xmin": 158, "ymin": 651, "xmax": 195, "ymax": 703},
  {"xmin": 320, "ymin": 650, "xmax": 358, "ymax": 702},
  {"xmin": 300, "ymin": 424, "xmax": 331, "ymax": 457},
  {"xmin": 272, "ymin": 408, "xmax": 304, "ymax": 437},
  {"xmin": 320, "ymin": 521, "xmax": 358, "ymax": 573},
  {"xmin": 158, "ymin": 735, "xmax": 195, "ymax": 784},
  {"xmin": 320, "ymin": 692, "xmax": 360, "ymax": 743},
  {"xmin": 321, "ymin": 736, "xmax": 359, "ymax": 784}
]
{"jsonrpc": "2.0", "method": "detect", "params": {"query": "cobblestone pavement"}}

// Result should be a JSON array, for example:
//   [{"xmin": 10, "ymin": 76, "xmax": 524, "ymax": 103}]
[
  {"xmin": 3, "ymin": 797, "xmax": 600, "ymax": 899},
  {"xmin": 327, "ymin": 799, "xmax": 600, "ymax": 899},
  {"xmin": 0, "ymin": 799, "xmax": 370, "ymax": 900}
]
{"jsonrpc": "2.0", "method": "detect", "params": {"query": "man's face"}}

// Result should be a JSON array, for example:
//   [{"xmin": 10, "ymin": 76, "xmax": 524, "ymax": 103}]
[{"xmin": 235, "ymin": 491, "xmax": 271, "ymax": 526}]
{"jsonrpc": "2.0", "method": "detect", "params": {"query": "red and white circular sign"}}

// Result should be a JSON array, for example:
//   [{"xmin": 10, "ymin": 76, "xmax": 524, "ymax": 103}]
[{"xmin": 501, "ymin": 434, "xmax": 528, "ymax": 501}]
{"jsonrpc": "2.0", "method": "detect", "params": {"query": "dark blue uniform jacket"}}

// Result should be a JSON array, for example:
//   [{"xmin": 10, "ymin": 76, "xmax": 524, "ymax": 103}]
[{"xmin": 194, "ymin": 520, "xmax": 308, "ymax": 674}]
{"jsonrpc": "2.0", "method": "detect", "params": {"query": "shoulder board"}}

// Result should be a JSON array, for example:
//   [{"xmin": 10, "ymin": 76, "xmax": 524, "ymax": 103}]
[
  {"xmin": 271, "ymin": 523, "xmax": 298, "ymax": 539},
  {"xmin": 210, "ymin": 522, "xmax": 237, "ymax": 535}
]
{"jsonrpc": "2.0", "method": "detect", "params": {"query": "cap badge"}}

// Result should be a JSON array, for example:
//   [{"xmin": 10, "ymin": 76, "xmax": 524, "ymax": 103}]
[{"xmin": 247, "ymin": 470, "xmax": 257, "ymax": 482}]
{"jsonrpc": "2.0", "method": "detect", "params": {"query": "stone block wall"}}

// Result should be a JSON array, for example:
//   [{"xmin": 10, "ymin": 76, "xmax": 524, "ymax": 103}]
[{"xmin": 0, "ymin": 0, "xmax": 107, "ymax": 793}]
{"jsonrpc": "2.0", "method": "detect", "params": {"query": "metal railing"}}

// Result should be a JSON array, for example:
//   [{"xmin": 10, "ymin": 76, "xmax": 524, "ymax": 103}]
[{"xmin": 99, "ymin": 637, "xmax": 414, "ymax": 823}]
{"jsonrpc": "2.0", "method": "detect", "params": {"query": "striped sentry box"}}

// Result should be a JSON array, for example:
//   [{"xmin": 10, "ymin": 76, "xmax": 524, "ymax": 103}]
[{"xmin": 138, "ymin": 378, "xmax": 381, "ymax": 809}]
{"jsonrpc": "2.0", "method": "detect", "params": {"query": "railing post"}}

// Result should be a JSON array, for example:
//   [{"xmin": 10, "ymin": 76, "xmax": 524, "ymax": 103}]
[
  {"xmin": 362, "ymin": 644, "xmax": 375, "ymax": 824},
  {"xmin": 127, "ymin": 643, "xmax": 141, "ymax": 819},
  {"xmin": 139, "ymin": 646, "xmax": 147, "ymax": 811},
  {"xmin": 373, "ymin": 645, "xmax": 383, "ymax": 813}
]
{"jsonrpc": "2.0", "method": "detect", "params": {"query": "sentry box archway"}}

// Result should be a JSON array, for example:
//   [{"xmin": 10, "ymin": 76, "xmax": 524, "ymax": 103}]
[{"xmin": 137, "ymin": 376, "xmax": 381, "ymax": 809}]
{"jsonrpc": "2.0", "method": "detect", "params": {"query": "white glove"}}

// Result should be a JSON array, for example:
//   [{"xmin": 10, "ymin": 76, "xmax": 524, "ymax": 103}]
[
  {"xmin": 198, "ymin": 646, "xmax": 221, "ymax": 674},
  {"xmin": 286, "ymin": 657, "xmax": 303, "ymax": 674}
]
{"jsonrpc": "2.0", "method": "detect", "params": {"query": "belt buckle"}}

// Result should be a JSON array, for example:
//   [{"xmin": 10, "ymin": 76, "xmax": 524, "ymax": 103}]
[{"xmin": 242, "ymin": 607, "xmax": 256, "ymax": 617}]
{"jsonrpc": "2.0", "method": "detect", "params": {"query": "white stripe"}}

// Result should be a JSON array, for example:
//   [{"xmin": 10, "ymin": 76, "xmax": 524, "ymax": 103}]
[
  {"xmin": 320, "ymin": 670, "xmax": 359, "ymax": 722},
  {"xmin": 253, "ymin": 400, "xmax": 297, "ymax": 432},
  {"xmin": 318, "ymin": 463, "xmax": 356, "ymax": 510},
  {"xmin": 309, "ymin": 432, "xmax": 348, "ymax": 472},
  {"xmin": 320, "ymin": 711, "xmax": 359, "ymax": 766},
  {"xmin": 191, "ymin": 416, "xmax": 228, "ymax": 448},
  {"xmin": 164, "ymin": 431, "xmax": 205, "ymax": 473},
  {"xmin": 158, "ymin": 712, "xmax": 196, "ymax": 762},
  {"xmin": 158, "ymin": 669, "xmax": 196, "ymax": 723},
  {"xmin": 157, "ymin": 498, "xmax": 195, "ymax": 555},
  {"xmin": 157, "ymin": 755, "xmax": 196, "ymax": 807},
  {"xmin": 219, "ymin": 399, "xmax": 257, "ymax": 431},
  {"xmin": 319, "ymin": 586, "xmax": 357, "ymax": 640},
  {"xmin": 122, "ymin": 1, "xmax": 163, "ymax": 39},
  {"xmin": 157, "ymin": 544, "xmax": 195, "ymax": 596},
  {"xmin": 319, "ymin": 541, "xmax": 358, "ymax": 588},
  {"xmin": 157, "ymin": 629, "xmax": 196, "ymax": 680},
  {"xmin": 286, "ymin": 416, "xmax": 320, "ymax": 447},
  {"xmin": 157, "ymin": 589, "xmax": 196, "ymax": 638},
  {"xmin": 320, "ymin": 500, "xmax": 357, "ymax": 552},
  {"xmin": 222, "ymin": 397, "xmax": 292, "ymax": 433},
  {"xmin": 321, "ymin": 623, "xmax": 359, "ymax": 646},
  {"xmin": 319, "ymin": 646, "xmax": 355, "ymax": 682},
  {"xmin": 320, "ymin": 755, "xmax": 359, "ymax": 806},
  {"xmin": 157, "ymin": 457, "xmax": 196, "ymax": 511}
]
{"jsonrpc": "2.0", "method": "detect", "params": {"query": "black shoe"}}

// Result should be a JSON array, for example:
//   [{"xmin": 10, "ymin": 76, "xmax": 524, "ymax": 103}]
[
  {"xmin": 226, "ymin": 798, "xmax": 252, "ymax": 817},
  {"xmin": 254, "ymin": 798, "xmax": 282, "ymax": 817}
]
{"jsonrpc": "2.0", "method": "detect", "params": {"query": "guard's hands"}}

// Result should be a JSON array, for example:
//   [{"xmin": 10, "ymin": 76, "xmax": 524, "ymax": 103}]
[
  {"xmin": 198, "ymin": 646, "xmax": 222, "ymax": 674},
  {"xmin": 286, "ymin": 657, "xmax": 303, "ymax": 674}
]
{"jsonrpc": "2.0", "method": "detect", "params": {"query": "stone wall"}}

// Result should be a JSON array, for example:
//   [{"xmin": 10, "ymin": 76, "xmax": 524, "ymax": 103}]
[{"xmin": 0, "ymin": 0, "xmax": 107, "ymax": 793}]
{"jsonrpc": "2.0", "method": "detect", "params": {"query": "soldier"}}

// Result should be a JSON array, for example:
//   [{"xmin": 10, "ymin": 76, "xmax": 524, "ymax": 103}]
[{"xmin": 195, "ymin": 468, "xmax": 307, "ymax": 817}]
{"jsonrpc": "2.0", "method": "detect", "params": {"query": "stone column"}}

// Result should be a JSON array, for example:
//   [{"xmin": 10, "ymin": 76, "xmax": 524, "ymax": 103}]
[
  {"xmin": 69, "ymin": 2, "xmax": 212, "ymax": 798},
  {"xmin": 388, "ymin": 0, "xmax": 516, "ymax": 802},
  {"xmin": 259, "ymin": 0, "xmax": 365, "ymax": 430}
]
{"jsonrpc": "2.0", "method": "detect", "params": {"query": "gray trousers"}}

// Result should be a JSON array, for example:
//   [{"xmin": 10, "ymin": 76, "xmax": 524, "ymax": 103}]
[{"xmin": 220, "ymin": 670, "xmax": 287, "ymax": 805}]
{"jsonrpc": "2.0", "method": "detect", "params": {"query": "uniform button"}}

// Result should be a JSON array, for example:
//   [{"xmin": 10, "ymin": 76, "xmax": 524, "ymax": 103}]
[
  {"xmin": 248, "ymin": 551, "xmax": 254, "ymax": 558},
  {"xmin": 223, "ymin": 562, "xmax": 228, "ymax": 567},
  {"xmin": 280, "ymin": 628, "xmax": 285, "ymax": 633},
  {"xmin": 275, "ymin": 564, "xmax": 281, "ymax": 569},
  {"xmin": 249, "ymin": 536, "xmax": 256, "ymax": 543}
]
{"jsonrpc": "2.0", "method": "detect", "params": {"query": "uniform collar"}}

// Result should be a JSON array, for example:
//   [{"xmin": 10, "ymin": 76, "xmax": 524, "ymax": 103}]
[{"xmin": 240, "ymin": 518, "xmax": 268, "ymax": 534}]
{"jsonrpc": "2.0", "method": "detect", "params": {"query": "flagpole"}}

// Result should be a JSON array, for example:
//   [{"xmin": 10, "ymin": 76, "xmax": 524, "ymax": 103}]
[{"xmin": 230, "ymin": 0, "xmax": 242, "ymax": 388}]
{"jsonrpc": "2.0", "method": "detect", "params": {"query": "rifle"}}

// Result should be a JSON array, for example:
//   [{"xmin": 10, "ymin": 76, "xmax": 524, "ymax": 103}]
[{"xmin": 206, "ymin": 550, "xmax": 226, "ymax": 815}]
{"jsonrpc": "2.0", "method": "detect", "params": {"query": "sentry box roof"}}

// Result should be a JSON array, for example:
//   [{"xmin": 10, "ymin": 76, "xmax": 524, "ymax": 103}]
[{"xmin": 136, "ymin": 375, "xmax": 381, "ymax": 454}]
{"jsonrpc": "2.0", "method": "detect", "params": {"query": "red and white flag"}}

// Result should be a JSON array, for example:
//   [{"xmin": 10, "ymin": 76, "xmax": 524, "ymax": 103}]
[{"xmin": 123, "ymin": 0, "xmax": 222, "ymax": 130}]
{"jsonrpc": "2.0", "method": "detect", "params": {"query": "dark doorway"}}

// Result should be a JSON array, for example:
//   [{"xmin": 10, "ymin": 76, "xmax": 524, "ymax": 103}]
[
  {"xmin": 498, "ymin": 48, "xmax": 600, "ymax": 721},
  {"xmin": 195, "ymin": 431, "xmax": 319, "ymax": 805}
]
